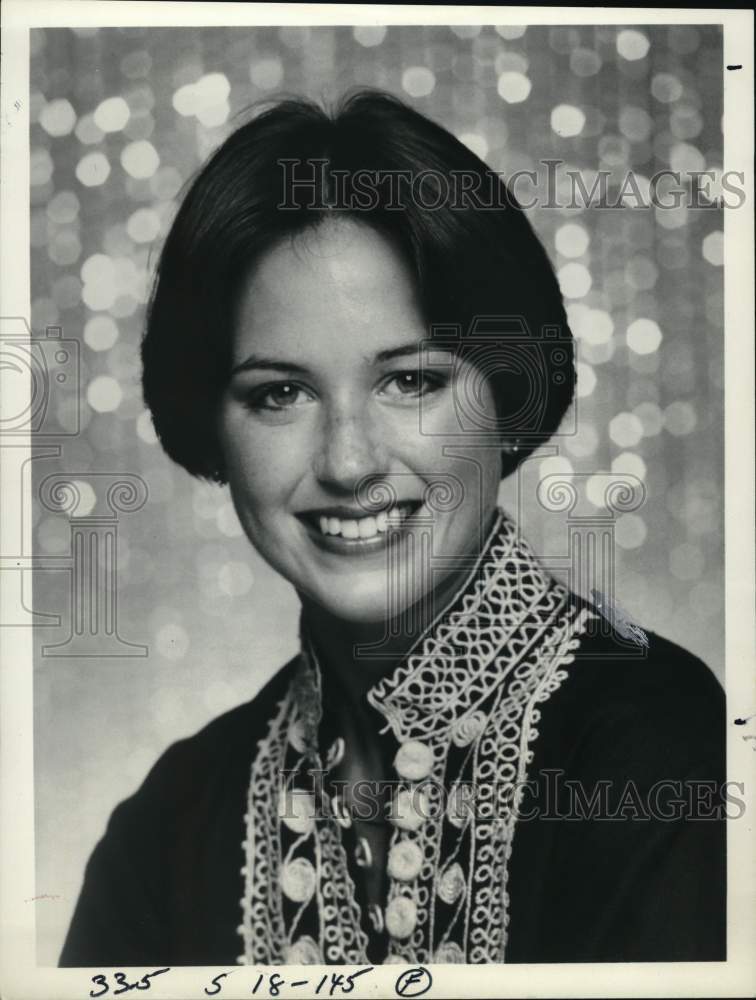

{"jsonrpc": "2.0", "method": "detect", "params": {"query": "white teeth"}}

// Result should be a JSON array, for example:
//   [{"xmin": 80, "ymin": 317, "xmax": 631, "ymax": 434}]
[
  {"xmin": 341, "ymin": 519, "xmax": 360, "ymax": 540},
  {"xmin": 359, "ymin": 516, "xmax": 378, "ymax": 539},
  {"xmin": 316, "ymin": 504, "xmax": 417, "ymax": 539}
]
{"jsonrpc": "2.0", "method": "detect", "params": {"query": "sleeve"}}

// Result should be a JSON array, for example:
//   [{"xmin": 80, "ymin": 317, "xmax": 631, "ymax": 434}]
[
  {"xmin": 550, "ymin": 651, "xmax": 726, "ymax": 961},
  {"xmin": 59, "ymin": 743, "xmax": 183, "ymax": 968},
  {"xmin": 507, "ymin": 636, "xmax": 727, "ymax": 963}
]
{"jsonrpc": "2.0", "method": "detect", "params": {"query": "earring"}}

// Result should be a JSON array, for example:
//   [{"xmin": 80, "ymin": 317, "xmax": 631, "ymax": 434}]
[{"xmin": 504, "ymin": 439, "xmax": 521, "ymax": 455}]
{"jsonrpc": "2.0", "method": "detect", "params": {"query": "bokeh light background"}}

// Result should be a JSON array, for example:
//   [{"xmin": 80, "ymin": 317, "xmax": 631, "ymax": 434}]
[{"xmin": 31, "ymin": 24, "xmax": 724, "ymax": 962}]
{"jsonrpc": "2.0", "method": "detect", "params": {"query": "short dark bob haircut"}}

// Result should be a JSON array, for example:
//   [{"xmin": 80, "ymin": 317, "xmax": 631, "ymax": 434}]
[{"xmin": 142, "ymin": 89, "xmax": 575, "ymax": 483}]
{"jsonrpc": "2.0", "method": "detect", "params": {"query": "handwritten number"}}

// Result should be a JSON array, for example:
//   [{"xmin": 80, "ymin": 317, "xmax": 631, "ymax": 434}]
[
  {"xmin": 268, "ymin": 973, "xmax": 285, "ymax": 997},
  {"xmin": 251, "ymin": 973, "xmax": 264, "ymax": 994},
  {"xmin": 204, "ymin": 972, "xmax": 229, "ymax": 996},
  {"xmin": 113, "ymin": 972, "xmax": 132, "ymax": 995},
  {"xmin": 315, "ymin": 974, "xmax": 328, "ymax": 994},
  {"xmin": 90, "ymin": 975, "xmax": 109, "ymax": 998},
  {"xmin": 344, "ymin": 968, "xmax": 374, "ymax": 993}
]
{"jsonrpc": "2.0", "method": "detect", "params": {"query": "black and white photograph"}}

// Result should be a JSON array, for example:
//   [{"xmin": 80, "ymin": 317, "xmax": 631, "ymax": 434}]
[{"xmin": 1, "ymin": 3, "xmax": 754, "ymax": 999}]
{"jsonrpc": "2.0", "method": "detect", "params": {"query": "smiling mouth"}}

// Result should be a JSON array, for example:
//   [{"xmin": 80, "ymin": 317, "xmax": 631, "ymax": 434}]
[{"xmin": 298, "ymin": 501, "xmax": 423, "ymax": 551}]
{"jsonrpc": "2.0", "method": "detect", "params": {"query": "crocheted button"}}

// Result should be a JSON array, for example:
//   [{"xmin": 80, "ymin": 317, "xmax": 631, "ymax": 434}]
[
  {"xmin": 280, "ymin": 857, "xmax": 316, "ymax": 904},
  {"xmin": 394, "ymin": 740, "xmax": 433, "ymax": 781},
  {"xmin": 387, "ymin": 840, "xmax": 423, "ymax": 882},
  {"xmin": 385, "ymin": 896, "xmax": 417, "ymax": 940},
  {"xmin": 446, "ymin": 783, "xmax": 475, "ymax": 829},
  {"xmin": 437, "ymin": 862, "xmax": 466, "ymax": 905},
  {"xmin": 434, "ymin": 941, "xmax": 465, "ymax": 963},
  {"xmin": 278, "ymin": 789, "xmax": 315, "ymax": 836},
  {"xmin": 284, "ymin": 935, "xmax": 323, "ymax": 964},
  {"xmin": 389, "ymin": 788, "xmax": 431, "ymax": 831},
  {"xmin": 288, "ymin": 716, "xmax": 307, "ymax": 754},
  {"xmin": 451, "ymin": 710, "xmax": 487, "ymax": 747}
]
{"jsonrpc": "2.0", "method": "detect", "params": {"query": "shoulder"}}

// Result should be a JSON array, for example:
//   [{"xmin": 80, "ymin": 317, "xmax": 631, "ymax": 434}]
[
  {"xmin": 111, "ymin": 656, "xmax": 300, "ymax": 824},
  {"xmin": 539, "ymin": 600, "xmax": 724, "ymax": 778}
]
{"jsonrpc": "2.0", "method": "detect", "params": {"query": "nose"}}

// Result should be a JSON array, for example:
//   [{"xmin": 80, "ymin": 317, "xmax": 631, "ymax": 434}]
[{"xmin": 313, "ymin": 399, "xmax": 389, "ymax": 494}]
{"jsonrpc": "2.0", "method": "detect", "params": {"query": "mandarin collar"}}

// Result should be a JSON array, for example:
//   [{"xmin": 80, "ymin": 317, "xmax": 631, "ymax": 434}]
[{"xmin": 293, "ymin": 507, "xmax": 569, "ymax": 748}]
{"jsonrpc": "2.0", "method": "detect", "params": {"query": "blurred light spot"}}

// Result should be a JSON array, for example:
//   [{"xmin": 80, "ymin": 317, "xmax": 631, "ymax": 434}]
[
  {"xmin": 616, "ymin": 30, "xmax": 650, "ymax": 61},
  {"xmin": 669, "ymin": 141, "xmax": 705, "ymax": 174},
  {"xmin": 611, "ymin": 451, "xmax": 647, "ymax": 481},
  {"xmin": 155, "ymin": 622, "xmax": 189, "ymax": 662},
  {"xmin": 218, "ymin": 561, "xmax": 255, "ymax": 597},
  {"xmin": 46, "ymin": 190, "xmax": 80, "ymax": 223},
  {"xmin": 68, "ymin": 479, "xmax": 97, "ymax": 517},
  {"xmin": 565, "ymin": 424, "xmax": 598, "ymax": 458},
  {"xmin": 557, "ymin": 262, "xmax": 592, "ymax": 299},
  {"xmin": 615, "ymin": 513, "xmax": 647, "ymax": 549},
  {"xmin": 550, "ymin": 104, "xmax": 585, "ymax": 138},
  {"xmin": 127, "ymin": 207, "xmax": 161, "ymax": 243},
  {"xmin": 651, "ymin": 73, "xmax": 683, "ymax": 103},
  {"xmin": 76, "ymin": 151, "xmax": 110, "ymax": 187},
  {"xmin": 494, "ymin": 52, "xmax": 529, "ymax": 75},
  {"xmin": 81, "ymin": 253, "xmax": 114, "ymax": 286},
  {"xmin": 598, "ymin": 134, "xmax": 630, "ymax": 167},
  {"xmin": 569, "ymin": 47, "xmax": 602, "ymax": 77},
  {"xmin": 671, "ymin": 104, "xmax": 703, "ymax": 140},
  {"xmin": 86, "ymin": 375, "xmax": 123, "ymax": 413},
  {"xmin": 48, "ymin": 230, "xmax": 82, "ymax": 267},
  {"xmin": 609, "ymin": 412, "xmax": 643, "ymax": 448},
  {"xmin": 626, "ymin": 318, "xmax": 662, "ymax": 355},
  {"xmin": 575, "ymin": 362, "xmax": 596, "ymax": 398},
  {"xmin": 402, "ymin": 67, "xmax": 436, "ymax": 98},
  {"xmin": 31, "ymin": 148, "xmax": 54, "ymax": 186},
  {"xmin": 664, "ymin": 401, "xmax": 697, "ymax": 436},
  {"xmin": 497, "ymin": 71, "xmax": 531, "ymax": 104},
  {"xmin": 702, "ymin": 231, "xmax": 724, "ymax": 267},
  {"xmin": 450, "ymin": 25, "xmax": 481, "ymax": 39},
  {"xmin": 655, "ymin": 204, "xmax": 688, "ymax": 231},
  {"xmin": 538, "ymin": 455, "xmax": 574, "ymax": 481},
  {"xmin": 36, "ymin": 516, "xmax": 69, "ymax": 554},
  {"xmin": 75, "ymin": 112, "xmax": 105, "ymax": 145},
  {"xmin": 249, "ymin": 56, "xmax": 284, "ymax": 90},
  {"xmin": 217, "ymin": 502, "xmax": 244, "ymax": 537},
  {"xmin": 84, "ymin": 315, "xmax": 119, "ymax": 351},
  {"xmin": 149, "ymin": 165, "xmax": 183, "ymax": 200},
  {"xmin": 93, "ymin": 96, "xmax": 131, "ymax": 133},
  {"xmin": 633, "ymin": 401, "xmax": 664, "ymax": 437},
  {"xmin": 495, "ymin": 26, "xmax": 526, "ymax": 40},
  {"xmin": 670, "ymin": 542, "xmax": 704, "ymax": 580},
  {"xmin": 39, "ymin": 98, "xmax": 77, "ymax": 137},
  {"xmin": 353, "ymin": 25, "xmax": 387, "ymax": 47},
  {"xmin": 618, "ymin": 105, "xmax": 653, "ymax": 142},
  {"xmin": 586, "ymin": 474, "xmax": 609, "ymax": 509},
  {"xmin": 555, "ymin": 223, "xmax": 589, "ymax": 258},
  {"xmin": 121, "ymin": 140, "xmax": 160, "ymax": 179},
  {"xmin": 458, "ymin": 132, "xmax": 488, "ymax": 159},
  {"xmin": 136, "ymin": 410, "xmax": 158, "ymax": 444}
]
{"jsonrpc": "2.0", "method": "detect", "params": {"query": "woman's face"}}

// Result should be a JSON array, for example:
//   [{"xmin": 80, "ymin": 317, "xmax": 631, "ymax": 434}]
[{"xmin": 218, "ymin": 218, "xmax": 502, "ymax": 624}]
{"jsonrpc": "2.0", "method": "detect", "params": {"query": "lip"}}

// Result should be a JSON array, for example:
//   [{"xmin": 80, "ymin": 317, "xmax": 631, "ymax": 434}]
[{"xmin": 297, "ymin": 502, "xmax": 424, "ymax": 558}]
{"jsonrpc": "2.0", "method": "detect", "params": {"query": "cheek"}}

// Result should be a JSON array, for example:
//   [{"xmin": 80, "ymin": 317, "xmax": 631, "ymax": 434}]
[{"xmin": 219, "ymin": 415, "xmax": 302, "ymax": 511}]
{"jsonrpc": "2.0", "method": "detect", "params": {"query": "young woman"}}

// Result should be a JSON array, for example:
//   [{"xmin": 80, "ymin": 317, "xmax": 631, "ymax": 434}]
[{"xmin": 61, "ymin": 91, "xmax": 725, "ymax": 967}]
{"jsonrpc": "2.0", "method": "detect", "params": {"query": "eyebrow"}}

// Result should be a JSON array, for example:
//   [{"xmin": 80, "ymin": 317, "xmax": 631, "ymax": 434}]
[{"xmin": 230, "ymin": 342, "xmax": 439, "ymax": 377}]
